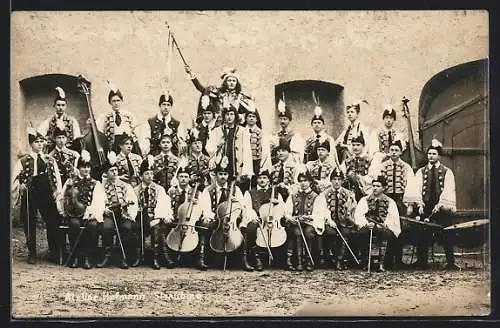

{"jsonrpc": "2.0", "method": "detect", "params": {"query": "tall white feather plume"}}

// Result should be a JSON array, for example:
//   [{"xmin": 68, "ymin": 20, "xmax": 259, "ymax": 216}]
[
  {"xmin": 147, "ymin": 154, "xmax": 155, "ymax": 170},
  {"xmin": 385, "ymin": 104, "xmax": 395, "ymax": 113},
  {"xmin": 107, "ymin": 151, "xmax": 117, "ymax": 165},
  {"xmin": 191, "ymin": 128, "xmax": 200, "ymax": 140},
  {"xmin": 431, "ymin": 139, "xmax": 442, "ymax": 148},
  {"xmin": 201, "ymin": 95, "xmax": 210, "ymax": 109},
  {"xmin": 55, "ymin": 86, "xmax": 65, "ymax": 99},
  {"xmin": 107, "ymin": 80, "xmax": 118, "ymax": 92},
  {"xmin": 221, "ymin": 156, "xmax": 229, "ymax": 169},
  {"xmin": 81, "ymin": 149, "xmax": 91, "ymax": 162},
  {"xmin": 314, "ymin": 105, "xmax": 322, "ymax": 117},
  {"xmin": 278, "ymin": 99, "xmax": 286, "ymax": 113},
  {"xmin": 27, "ymin": 125, "xmax": 36, "ymax": 136}
]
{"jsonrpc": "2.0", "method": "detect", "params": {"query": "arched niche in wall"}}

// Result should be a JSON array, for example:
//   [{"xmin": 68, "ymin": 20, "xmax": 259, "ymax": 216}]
[
  {"xmin": 274, "ymin": 80, "xmax": 344, "ymax": 138},
  {"xmin": 19, "ymin": 74, "xmax": 90, "ymax": 134}
]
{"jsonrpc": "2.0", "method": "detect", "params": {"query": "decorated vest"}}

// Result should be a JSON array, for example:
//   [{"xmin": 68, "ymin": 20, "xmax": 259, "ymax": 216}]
[
  {"xmin": 248, "ymin": 126, "xmax": 263, "ymax": 160},
  {"xmin": 103, "ymin": 111, "xmax": 136, "ymax": 147},
  {"xmin": 325, "ymin": 187, "xmax": 354, "ymax": 227},
  {"xmin": 382, "ymin": 159, "xmax": 408, "ymax": 195},
  {"xmin": 17, "ymin": 154, "xmax": 59, "ymax": 194},
  {"xmin": 46, "ymin": 114, "xmax": 75, "ymax": 148},
  {"xmin": 307, "ymin": 159, "xmax": 335, "ymax": 181},
  {"xmin": 271, "ymin": 160, "xmax": 295, "ymax": 186},
  {"xmin": 421, "ymin": 164, "xmax": 448, "ymax": 205},
  {"xmin": 344, "ymin": 155, "xmax": 371, "ymax": 176},
  {"xmin": 152, "ymin": 152, "xmax": 179, "ymax": 192},
  {"xmin": 50, "ymin": 148, "xmax": 78, "ymax": 184},
  {"xmin": 343, "ymin": 122, "xmax": 361, "ymax": 145},
  {"xmin": 207, "ymin": 185, "xmax": 222, "ymax": 213},
  {"xmin": 72, "ymin": 176, "xmax": 98, "ymax": 207},
  {"xmin": 137, "ymin": 183, "xmax": 159, "ymax": 219},
  {"xmin": 116, "ymin": 152, "xmax": 142, "ymax": 183},
  {"xmin": 187, "ymin": 153, "xmax": 210, "ymax": 179},
  {"xmin": 291, "ymin": 190, "xmax": 318, "ymax": 217},
  {"xmin": 304, "ymin": 134, "xmax": 330, "ymax": 162},
  {"xmin": 366, "ymin": 194, "xmax": 390, "ymax": 224},
  {"xmin": 248, "ymin": 188, "xmax": 272, "ymax": 212},
  {"xmin": 377, "ymin": 129, "xmax": 397, "ymax": 153},
  {"xmin": 147, "ymin": 116, "xmax": 180, "ymax": 156},
  {"xmin": 103, "ymin": 180, "xmax": 128, "ymax": 208},
  {"xmin": 168, "ymin": 185, "xmax": 194, "ymax": 216}
]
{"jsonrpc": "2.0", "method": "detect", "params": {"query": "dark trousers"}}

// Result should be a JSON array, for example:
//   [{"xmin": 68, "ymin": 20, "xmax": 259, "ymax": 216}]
[
  {"xmin": 416, "ymin": 205, "xmax": 455, "ymax": 265},
  {"xmin": 100, "ymin": 208, "xmax": 137, "ymax": 258},
  {"xmin": 385, "ymin": 193, "xmax": 404, "ymax": 266},
  {"xmin": 358, "ymin": 225, "xmax": 395, "ymax": 265},
  {"xmin": 20, "ymin": 175, "xmax": 61, "ymax": 256},
  {"xmin": 322, "ymin": 225, "xmax": 355, "ymax": 261},
  {"xmin": 68, "ymin": 217, "xmax": 99, "ymax": 258}
]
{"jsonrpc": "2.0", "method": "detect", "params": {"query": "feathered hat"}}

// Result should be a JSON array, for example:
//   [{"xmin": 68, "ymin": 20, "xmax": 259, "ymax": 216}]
[
  {"xmin": 382, "ymin": 104, "xmax": 396, "ymax": 120},
  {"xmin": 187, "ymin": 127, "xmax": 203, "ymax": 143},
  {"xmin": 139, "ymin": 154, "xmax": 155, "ymax": 175},
  {"xmin": 158, "ymin": 91, "xmax": 174, "ymax": 106},
  {"xmin": 54, "ymin": 86, "xmax": 66, "ymax": 104},
  {"xmin": 107, "ymin": 80, "xmax": 123, "ymax": 103},
  {"xmin": 118, "ymin": 133, "xmax": 134, "ymax": 145},
  {"xmin": 220, "ymin": 67, "xmax": 240, "ymax": 82},
  {"xmin": 296, "ymin": 164, "xmax": 313, "ymax": 182},
  {"xmin": 310, "ymin": 91, "xmax": 324, "ymax": 124},
  {"xmin": 427, "ymin": 138, "xmax": 443, "ymax": 155},
  {"xmin": 214, "ymin": 155, "xmax": 231, "ymax": 173},
  {"xmin": 315, "ymin": 137, "xmax": 330, "ymax": 152},
  {"xmin": 257, "ymin": 167, "xmax": 271, "ymax": 178},
  {"xmin": 372, "ymin": 174, "xmax": 388, "ymax": 187},
  {"xmin": 53, "ymin": 122, "xmax": 68, "ymax": 138},
  {"xmin": 329, "ymin": 167, "xmax": 344, "ymax": 180},
  {"xmin": 28, "ymin": 123, "xmax": 45, "ymax": 144},
  {"xmin": 351, "ymin": 132, "xmax": 366, "ymax": 146},
  {"xmin": 77, "ymin": 150, "xmax": 92, "ymax": 168},
  {"xmin": 200, "ymin": 95, "xmax": 215, "ymax": 114},
  {"xmin": 390, "ymin": 139, "xmax": 404, "ymax": 151},
  {"xmin": 102, "ymin": 151, "xmax": 118, "ymax": 172},
  {"xmin": 346, "ymin": 99, "xmax": 368, "ymax": 113},
  {"xmin": 276, "ymin": 138, "xmax": 291, "ymax": 152},
  {"xmin": 277, "ymin": 92, "xmax": 292, "ymax": 120}
]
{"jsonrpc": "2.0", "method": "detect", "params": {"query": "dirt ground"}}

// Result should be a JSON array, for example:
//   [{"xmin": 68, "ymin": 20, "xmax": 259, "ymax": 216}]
[{"xmin": 10, "ymin": 226, "xmax": 490, "ymax": 318}]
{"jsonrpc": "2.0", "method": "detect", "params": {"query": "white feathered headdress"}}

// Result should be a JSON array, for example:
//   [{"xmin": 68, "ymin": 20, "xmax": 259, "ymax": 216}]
[
  {"xmin": 55, "ymin": 86, "xmax": 66, "ymax": 99},
  {"xmin": 81, "ymin": 149, "xmax": 91, "ymax": 162},
  {"xmin": 201, "ymin": 95, "xmax": 210, "ymax": 110},
  {"xmin": 107, "ymin": 80, "xmax": 118, "ymax": 93},
  {"xmin": 107, "ymin": 151, "xmax": 117, "ymax": 165}
]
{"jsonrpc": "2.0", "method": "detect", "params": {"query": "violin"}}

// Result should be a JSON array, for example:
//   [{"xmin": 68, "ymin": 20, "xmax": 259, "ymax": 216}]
[
  {"xmin": 209, "ymin": 180, "xmax": 244, "ymax": 254},
  {"xmin": 166, "ymin": 182, "xmax": 203, "ymax": 253},
  {"xmin": 256, "ymin": 185, "xmax": 287, "ymax": 248},
  {"xmin": 400, "ymin": 97, "xmax": 427, "ymax": 172}
]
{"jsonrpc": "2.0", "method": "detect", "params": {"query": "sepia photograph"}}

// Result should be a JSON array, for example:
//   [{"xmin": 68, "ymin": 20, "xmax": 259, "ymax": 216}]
[{"xmin": 10, "ymin": 10, "xmax": 490, "ymax": 318}]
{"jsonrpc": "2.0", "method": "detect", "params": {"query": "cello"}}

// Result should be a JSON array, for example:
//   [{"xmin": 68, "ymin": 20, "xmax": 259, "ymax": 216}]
[
  {"xmin": 400, "ymin": 97, "xmax": 427, "ymax": 172},
  {"xmin": 166, "ymin": 181, "xmax": 203, "ymax": 253},
  {"xmin": 209, "ymin": 180, "xmax": 244, "ymax": 261},
  {"xmin": 256, "ymin": 185, "xmax": 287, "ymax": 250},
  {"xmin": 74, "ymin": 76, "xmax": 110, "ymax": 179}
]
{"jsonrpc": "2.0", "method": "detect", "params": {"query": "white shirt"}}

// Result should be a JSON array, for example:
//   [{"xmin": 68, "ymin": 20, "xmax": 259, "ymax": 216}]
[
  {"xmin": 414, "ymin": 161, "xmax": 456, "ymax": 212},
  {"xmin": 353, "ymin": 194, "xmax": 401, "ymax": 237},
  {"xmin": 37, "ymin": 114, "xmax": 82, "ymax": 140},
  {"xmin": 136, "ymin": 113, "xmax": 187, "ymax": 155},
  {"xmin": 57, "ymin": 175, "xmax": 106, "ymax": 222},
  {"xmin": 136, "ymin": 182, "xmax": 174, "ymax": 226},
  {"xmin": 11, "ymin": 151, "xmax": 62, "ymax": 192}
]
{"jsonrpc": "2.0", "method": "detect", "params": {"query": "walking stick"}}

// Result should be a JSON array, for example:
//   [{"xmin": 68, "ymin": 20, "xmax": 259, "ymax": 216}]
[
  {"xmin": 139, "ymin": 208, "xmax": 145, "ymax": 264},
  {"xmin": 63, "ymin": 220, "xmax": 89, "ymax": 267},
  {"xmin": 256, "ymin": 220, "xmax": 274, "ymax": 263},
  {"xmin": 368, "ymin": 227, "xmax": 373, "ymax": 274},
  {"xmin": 109, "ymin": 209, "xmax": 127, "ymax": 262},
  {"xmin": 335, "ymin": 226, "xmax": 360, "ymax": 265},
  {"xmin": 296, "ymin": 216, "xmax": 315, "ymax": 267}
]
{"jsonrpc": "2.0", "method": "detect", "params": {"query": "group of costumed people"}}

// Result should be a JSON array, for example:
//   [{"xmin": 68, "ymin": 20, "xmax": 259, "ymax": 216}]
[{"xmin": 11, "ymin": 65, "xmax": 460, "ymax": 273}]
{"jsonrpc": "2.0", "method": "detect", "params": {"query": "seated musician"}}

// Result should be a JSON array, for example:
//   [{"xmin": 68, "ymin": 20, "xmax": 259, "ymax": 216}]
[
  {"xmin": 312, "ymin": 168, "xmax": 357, "ymax": 270},
  {"xmin": 197, "ymin": 156, "xmax": 249, "ymax": 271},
  {"xmin": 303, "ymin": 106, "xmax": 340, "ymax": 166},
  {"xmin": 339, "ymin": 133, "xmax": 378, "ymax": 201},
  {"xmin": 242, "ymin": 168, "xmax": 285, "ymax": 272},
  {"xmin": 306, "ymin": 138, "xmax": 339, "ymax": 194},
  {"xmin": 152, "ymin": 134, "xmax": 180, "ymax": 192},
  {"xmin": 270, "ymin": 138, "xmax": 299, "ymax": 202},
  {"xmin": 282, "ymin": 168, "xmax": 323, "ymax": 272},
  {"xmin": 48, "ymin": 126, "xmax": 80, "ymax": 185},
  {"xmin": 354, "ymin": 175, "xmax": 401, "ymax": 272},
  {"xmin": 185, "ymin": 127, "xmax": 211, "ymax": 190},
  {"xmin": 411, "ymin": 139, "xmax": 459, "ymax": 270},
  {"xmin": 379, "ymin": 139, "xmax": 418, "ymax": 269},
  {"xmin": 96, "ymin": 152, "xmax": 139, "ymax": 269},
  {"xmin": 57, "ymin": 150, "xmax": 104, "ymax": 269},
  {"xmin": 116, "ymin": 133, "xmax": 143, "ymax": 187},
  {"xmin": 134, "ymin": 155, "xmax": 175, "ymax": 270}
]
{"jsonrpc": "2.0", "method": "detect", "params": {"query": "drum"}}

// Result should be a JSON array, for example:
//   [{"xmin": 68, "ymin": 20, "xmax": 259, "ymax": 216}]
[
  {"xmin": 443, "ymin": 219, "xmax": 489, "ymax": 249},
  {"xmin": 399, "ymin": 216, "xmax": 443, "ymax": 246}
]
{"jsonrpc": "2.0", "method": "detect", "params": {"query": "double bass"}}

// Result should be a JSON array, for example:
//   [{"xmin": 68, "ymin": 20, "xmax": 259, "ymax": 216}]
[
  {"xmin": 166, "ymin": 181, "xmax": 203, "ymax": 253},
  {"xmin": 400, "ymin": 97, "xmax": 427, "ymax": 172},
  {"xmin": 209, "ymin": 181, "xmax": 244, "ymax": 255},
  {"xmin": 74, "ymin": 76, "xmax": 110, "ymax": 179},
  {"xmin": 256, "ymin": 185, "xmax": 287, "ymax": 249}
]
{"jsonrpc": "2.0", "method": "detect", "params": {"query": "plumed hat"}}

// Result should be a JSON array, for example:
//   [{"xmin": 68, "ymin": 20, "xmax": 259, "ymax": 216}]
[
  {"xmin": 102, "ymin": 151, "xmax": 118, "ymax": 172},
  {"xmin": 220, "ymin": 67, "xmax": 240, "ymax": 82},
  {"xmin": 28, "ymin": 124, "xmax": 45, "ymax": 144},
  {"xmin": 139, "ymin": 155, "xmax": 155, "ymax": 175},
  {"xmin": 296, "ymin": 165, "xmax": 313, "ymax": 182},
  {"xmin": 372, "ymin": 174, "xmax": 388, "ymax": 187},
  {"xmin": 214, "ymin": 155, "xmax": 231, "ymax": 173},
  {"xmin": 77, "ymin": 150, "xmax": 92, "ymax": 168},
  {"xmin": 427, "ymin": 138, "xmax": 443, "ymax": 156},
  {"xmin": 54, "ymin": 86, "xmax": 66, "ymax": 104},
  {"xmin": 315, "ymin": 137, "xmax": 330, "ymax": 152},
  {"xmin": 351, "ymin": 133, "xmax": 366, "ymax": 146},
  {"xmin": 390, "ymin": 139, "xmax": 404, "ymax": 151},
  {"xmin": 158, "ymin": 92, "xmax": 174, "ymax": 106},
  {"xmin": 329, "ymin": 167, "xmax": 344, "ymax": 180},
  {"xmin": 346, "ymin": 99, "xmax": 368, "ymax": 113},
  {"xmin": 382, "ymin": 104, "xmax": 396, "ymax": 120},
  {"xmin": 107, "ymin": 80, "xmax": 123, "ymax": 103},
  {"xmin": 276, "ymin": 138, "xmax": 291, "ymax": 152},
  {"xmin": 277, "ymin": 93, "xmax": 292, "ymax": 120}
]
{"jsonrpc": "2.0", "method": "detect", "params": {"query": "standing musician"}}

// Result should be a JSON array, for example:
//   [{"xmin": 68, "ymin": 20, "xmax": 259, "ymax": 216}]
[
  {"xmin": 135, "ymin": 155, "xmax": 175, "ymax": 270},
  {"xmin": 270, "ymin": 138, "xmax": 299, "ymax": 202},
  {"xmin": 336, "ymin": 100, "xmax": 373, "ymax": 162},
  {"xmin": 270, "ymin": 98, "xmax": 305, "ymax": 164},
  {"xmin": 197, "ymin": 157, "xmax": 249, "ymax": 271},
  {"xmin": 194, "ymin": 96, "xmax": 220, "ymax": 155},
  {"xmin": 37, "ymin": 86, "xmax": 81, "ymax": 153},
  {"xmin": 339, "ymin": 133, "xmax": 377, "ymax": 201},
  {"xmin": 115, "ymin": 134, "xmax": 143, "ymax": 188},
  {"xmin": 137, "ymin": 92, "xmax": 187, "ymax": 157},
  {"xmin": 312, "ymin": 168, "xmax": 358, "ymax": 270},
  {"xmin": 205, "ymin": 105, "xmax": 253, "ymax": 183},
  {"xmin": 152, "ymin": 134, "xmax": 180, "ymax": 193},
  {"xmin": 354, "ymin": 175, "xmax": 401, "ymax": 272},
  {"xmin": 411, "ymin": 139, "xmax": 459, "ymax": 270},
  {"xmin": 303, "ymin": 106, "xmax": 340, "ymax": 166},
  {"xmin": 48, "ymin": 126, "xmax": 80, "ymax": 185},
  {"xmin": 378, "ymin": 139, "xmax": 418, "ymax": 269},
  {"xmin": 96, "ymin": 152, "xmax": 138, "ymax": 269},
  {"xmin": 96, "ymin": 81, "xmax": 141, "ymax": 155},
  {"xmin": 57, "ymin": 150, "xmax": 104, "ymax": 269},
  {"xmin": 185, "ymin": 128, "xmax": 212, "ymax": 189},
  {"xmin": 12, "ymin": 127, "xmax": 63, "ymax": 264},
  {"xmin": 283, "ymin": 169, "xmax": 323, "ymax": 272},
  {"xmin": 305, "ymin": 138, "xmax": 339, "ymax": 194},
  {"xmin": 243, "ymin": 168, "xmax": 285, "ymax": 272}
]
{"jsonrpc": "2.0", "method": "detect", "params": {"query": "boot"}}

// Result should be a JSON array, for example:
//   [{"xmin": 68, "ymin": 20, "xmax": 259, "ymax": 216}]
[
  {"xmin": 286, "ymin": 240, "xmax": 295, "ymax": 271},
  {"xmin": 69, "ymin": 257, "xmax": 79, "ymax": 268},
  {"xmin": 82, "ymin": 256, "xmax": 92, "ymax": 269},
  {"xmin": 242, "ymin": 239, "xmax": 254, "ymax": 272},
  {"xmin": 130, "ymin": 238, "xmax": 142, "ymax": 267},
  {"xmin": 152, "ymin": 244, "xmax": 160, "ymax": 270},
  {"xmin": 296, "ymin": 236, "xmax": 304, "ymax": 272},
  {"xmin": 305, "ymin": 239, "xmax": 314, "ymax": 271},
  {"xmin": 377, "ymin": 240, "xmax": 388, "ymax": 272},
  {"xmin": 120, "ymin": 257, "xmax": 129, "ymax": 269},
  {"xmin": 96, "ymin": 246, "xmax": 112, "ymax": 268},
  {"xmin": 198, "ymin": 236, "xmax": 208, "ymax": 271},
  {"xmin": 317, "ymin": 236, "xmax": 326, "ymax": 267},
  {"xmin": 254, "ymin": 248, "xmax": 263, "ymax": 271},
  {"xmin": 27, "ymin": 245, "xmax": 37, "ymax": 264},
  {"xmin": 162, "ymin": 236, "xmax": 175, "ymax": 269}
]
